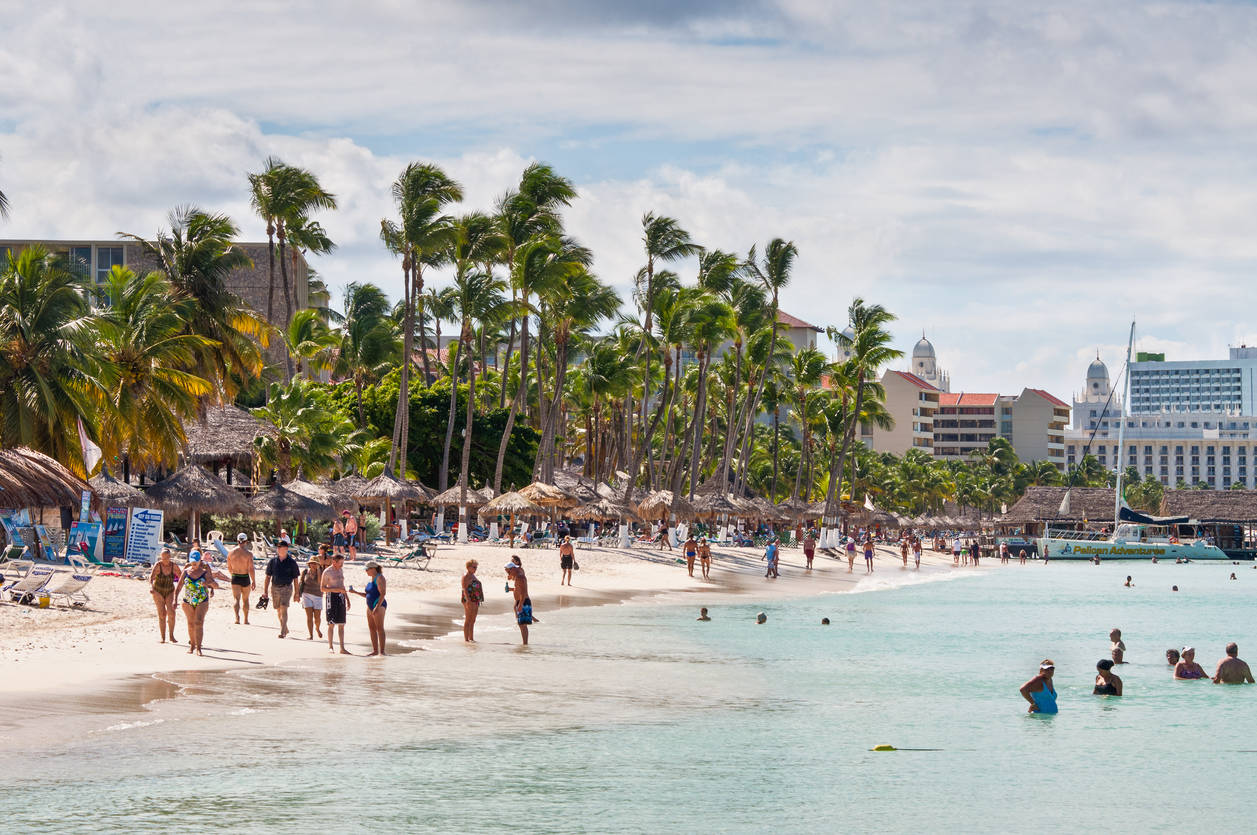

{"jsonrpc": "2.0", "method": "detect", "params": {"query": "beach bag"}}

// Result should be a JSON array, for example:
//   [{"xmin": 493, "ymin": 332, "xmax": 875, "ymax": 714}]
[{"xmin": 573, "ymin": 559, "xmax": 580, "ymax": 571}]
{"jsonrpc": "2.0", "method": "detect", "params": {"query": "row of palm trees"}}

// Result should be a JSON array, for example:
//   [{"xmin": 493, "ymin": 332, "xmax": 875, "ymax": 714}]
[{"xmin": 0, "ymin": 154, "xmax": 1069, "ymax": 522}]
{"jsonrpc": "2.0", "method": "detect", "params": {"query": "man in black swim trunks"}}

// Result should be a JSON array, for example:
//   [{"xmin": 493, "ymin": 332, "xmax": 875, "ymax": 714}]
[
  {"xmin": 506, "ymin": 559, "xmax": 531, "ymax": 645},
  {"xmin": 226, "ymin": 533, "xmax": 255, "ymax": 625}
]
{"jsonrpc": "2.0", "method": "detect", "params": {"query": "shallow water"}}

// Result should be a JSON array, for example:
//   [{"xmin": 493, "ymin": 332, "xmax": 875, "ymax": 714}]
[{"xmin": 3, "ymin": 562, "xmax": 1255, "ymax": 833}]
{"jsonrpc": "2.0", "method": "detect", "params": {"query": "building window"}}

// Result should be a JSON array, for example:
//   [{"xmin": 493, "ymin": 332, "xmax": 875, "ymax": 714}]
[
  {"xmin": 95, "ymin": 246, "xmax": 123, "ymax": 284},
  {"xmin": 68, "ymin": 245, "xmax": 92, "ymax": 279}
]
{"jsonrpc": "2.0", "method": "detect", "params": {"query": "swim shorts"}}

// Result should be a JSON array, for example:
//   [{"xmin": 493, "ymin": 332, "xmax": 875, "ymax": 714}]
[
  {"xmin": 231, "ymin": 573, "xmax": 251, "ymax": 587},
  {"xmin": 560, "ymin": 555, "xmax": 574, "ymax": 570},
  {"xmin": 517, "ymin": 597, "xmax": 533, "ymax": 625},
  {"xmin": 271, "ymin": 584, "xmax": 293, "ymax": 607},
  {"xmin": 326, "ymin": 592, "xmax": 347, "ymax": 624},
  {"xmin": 333, "ymin": 533, "xmax": 346, "ymax": 547}
]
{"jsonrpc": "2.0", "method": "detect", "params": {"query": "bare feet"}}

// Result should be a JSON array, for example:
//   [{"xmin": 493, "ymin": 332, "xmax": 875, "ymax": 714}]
[
  {"xmin": 366, "ymin": 651, "xmax": 378, "ymax": 657},
  {"xmin": 196, "ymin": 649, "xmax": 203, "ymax": 656},
  {"xmin": 339, "ymin": 649, "xmax": 352, "ymax": 655},
  {"xmin": 234, "ymin": 618, "xmax": 241, "ymax": 625},
  {"xmin": 187, "ymin": 647, "xmax": 194, "ymax": 654}
]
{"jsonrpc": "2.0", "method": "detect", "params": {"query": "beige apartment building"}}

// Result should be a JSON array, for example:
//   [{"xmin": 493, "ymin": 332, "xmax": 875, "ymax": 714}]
[{"xmin": 861, "ymin": 370, "xmax": 940, "ymax": 455}]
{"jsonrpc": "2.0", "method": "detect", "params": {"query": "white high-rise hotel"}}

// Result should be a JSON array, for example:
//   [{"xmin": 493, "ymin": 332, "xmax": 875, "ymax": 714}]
[{"xmin": 1065, "ymin": 347, "xmax": 1257, "ymax": 489}]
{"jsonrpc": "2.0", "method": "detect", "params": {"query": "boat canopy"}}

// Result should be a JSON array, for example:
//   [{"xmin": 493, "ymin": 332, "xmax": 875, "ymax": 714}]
[{"xmin": 1118, "ymin": 506, "xmax": 1191, "ymax": 526}]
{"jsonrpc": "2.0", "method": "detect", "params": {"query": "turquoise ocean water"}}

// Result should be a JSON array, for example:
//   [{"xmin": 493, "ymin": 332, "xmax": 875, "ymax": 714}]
[{"xmin": 3, "ymin": 561, "xmax": 1256, "ymax": 833}]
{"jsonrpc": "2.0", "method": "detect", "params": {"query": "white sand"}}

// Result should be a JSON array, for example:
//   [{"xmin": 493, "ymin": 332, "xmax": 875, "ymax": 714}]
[{"xmin": 0, "ymin": 541, "xmax": 963, "ymax": 697}]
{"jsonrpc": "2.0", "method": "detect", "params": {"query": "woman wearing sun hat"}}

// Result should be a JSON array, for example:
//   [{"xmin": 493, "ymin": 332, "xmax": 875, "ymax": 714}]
[{"xmin": 1019, "ymin": 659, "xmax": 1058, "ymax": 713}]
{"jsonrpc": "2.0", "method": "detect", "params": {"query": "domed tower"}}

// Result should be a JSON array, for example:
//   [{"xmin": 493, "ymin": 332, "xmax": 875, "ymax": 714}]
[
  {"xmin": 910, "ymin": 332, "xmax": 949, "ymax": 391},
  {"xmin": 834, "ymin": 325, "xmax": 855, "ymax": 362},
  {"xmin": 1072, "ymin": 352, "xmax": 1121, "ymax": 430}
]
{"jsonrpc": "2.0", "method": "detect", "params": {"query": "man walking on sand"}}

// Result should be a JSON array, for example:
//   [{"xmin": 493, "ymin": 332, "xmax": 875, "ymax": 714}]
[
  {"xmin": 1213, "ymin": 642, "xmax": 1255, "ymax": 684},
  {"xmin": 226, "ymin": 533, "xmax": 255, "ymax": 624},
  {"xmin": 506, "ymin": 559, "xmax": 532, "ymax": 645},
  {"xmin": 263, "ymin": 539, "xmax": 301, "ymax": 639}
]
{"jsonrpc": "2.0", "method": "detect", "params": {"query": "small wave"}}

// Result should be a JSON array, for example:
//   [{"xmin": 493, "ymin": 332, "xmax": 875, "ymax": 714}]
[{"xmin": 100, "ymin": 718, "xmax": 166, "ymax": 732}]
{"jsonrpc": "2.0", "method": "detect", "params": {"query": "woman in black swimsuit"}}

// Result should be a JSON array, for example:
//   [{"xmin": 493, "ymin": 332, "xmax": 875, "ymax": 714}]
[{"xmin": 1094, "ymin": 659, "xmax": 1122, "ymax": 696}]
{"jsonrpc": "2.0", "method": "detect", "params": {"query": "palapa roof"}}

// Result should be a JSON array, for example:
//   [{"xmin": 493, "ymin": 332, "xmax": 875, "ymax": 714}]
[
  {"xmin": 252, "ymin": 482, "xmax": 333, "ymax": 518},
  {"xmin": 356, "ymin": 472, "xmax": 431, "ymax": 503},
  {"xmin": 519, "ymin": 482, "xmax": 578, "ymax": 507},
  {"xmin": 999, "ymin": 487, "xmax": 1115, "ymax": 525},
  {"xmin": 570, "ymin": 498, "xmax": 640, "ymax": 522},
  {"xmin": 692, "ymin": 493, "xmax": 740, "ymax": 517},
  {"xmin": 552, "ymin": 469, "xmax": 601, "ymax": 502},
  {"xmin": 0, "ymin": 447, "xmax": 91, "ymax": 510},
  {"xmin": 429, "ymin": 484, "xmax": 491, "ymax": 507},
  {"xmin": 143, "ymin": 465, "xmax": 249, "ymax": 516},
  {"xmin": 778, "ymin": 497, "xmax": 820, "ymax": 519},
  {"xmin": 285, "ymin": 478, "xmax": 354, "ymax": 513},
  {"xmin": 636, "ymin": 490, "xmax": 695, "ymax": 519},
  {"xmin": 330, "ymin": 474, "xmax": 370, "ymax": 499},
  {"xmin": 181, "ymin": 405, "xmax": 275, "ymax": 462},
  {"xmin": 483, "ymin": 490, "xmax": 544, "ymax": 515},
  {"xmin": 1163, "ymin": 489, "xmax": 1257, "ymax": 522},
  {"xmin": 89, "ymin": 469, "xmax": 146, "ymax": 507}
]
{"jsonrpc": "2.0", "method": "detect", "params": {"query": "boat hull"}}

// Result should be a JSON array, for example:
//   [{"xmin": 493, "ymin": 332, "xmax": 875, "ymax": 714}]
[{"xmin": 1037, "ymin": 537, "xmax": 1229, "ymax": 561}]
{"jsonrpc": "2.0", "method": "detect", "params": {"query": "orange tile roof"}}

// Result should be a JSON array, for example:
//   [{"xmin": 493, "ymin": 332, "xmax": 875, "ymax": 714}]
[
  {"xmin": 1026, "ymin": 388, "xmax": 1070, "ymax": 408},
  {"xmin": 776, "ymin": 310, "xmax": 822, "ymax": 331},
  {"xmin": 889, "ymin": 370, "xmax": 938, "ymax": 390},
  {"xmin": 937, "ymin": 392, "xmax": 999, "ymax": 407}
]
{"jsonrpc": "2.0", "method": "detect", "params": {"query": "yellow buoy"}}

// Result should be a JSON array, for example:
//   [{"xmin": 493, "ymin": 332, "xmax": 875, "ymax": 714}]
[{"xmin": 871, "ymin": 744, "xmax": 896, "ymax": 751}]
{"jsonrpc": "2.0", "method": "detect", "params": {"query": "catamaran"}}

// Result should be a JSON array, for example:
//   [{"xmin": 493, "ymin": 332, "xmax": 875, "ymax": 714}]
[{"xmin": 1036, "ymin": 321, "xmax": 1229, "ymax": 561}]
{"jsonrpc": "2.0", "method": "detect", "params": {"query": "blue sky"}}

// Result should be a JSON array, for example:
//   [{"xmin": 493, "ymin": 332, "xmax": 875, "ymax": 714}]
[{"xmin": 4, "ymin": 1, "xmax": 1257, "ymax": 404}]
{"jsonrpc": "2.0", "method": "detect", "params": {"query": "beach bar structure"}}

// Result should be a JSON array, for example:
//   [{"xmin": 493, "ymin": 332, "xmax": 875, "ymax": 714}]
[
  {"xmin": 999, "ymin": 485, "xmax": 1257, "ymax": 559},
  {"xmin": 179, "ymin": 405, "xmax": 276, "ymax": 488}
]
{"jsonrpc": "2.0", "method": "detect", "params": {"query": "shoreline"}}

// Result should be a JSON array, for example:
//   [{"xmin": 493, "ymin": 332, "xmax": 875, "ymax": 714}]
[{"xmin": 0, "ymin": 542, "xmax": 965, "ymax": 725}]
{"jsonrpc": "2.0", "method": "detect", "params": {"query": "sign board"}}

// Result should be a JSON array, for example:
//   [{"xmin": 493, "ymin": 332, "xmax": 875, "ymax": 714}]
[
  {"xmin": 103, "ymin": 507, "xmax": 128, "ymax": 560},
  {"xmin": 80, "ymin": 490, "xmax": 91, "ymax": 523},
  {"xmin": 33, "ymin": 525, "xmax": 59, "ymax": 562},
  {"xmin": 125, "ymin": 507, "xmax": 164, "ymax": 565},
  {"xmin": 68, "ymin": 521, "xmax": 102, "ymax": 560}
]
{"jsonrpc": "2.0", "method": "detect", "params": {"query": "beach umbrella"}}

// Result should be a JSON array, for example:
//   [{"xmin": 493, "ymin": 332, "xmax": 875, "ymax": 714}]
[
  {"xmin": 429, "ymin": 484, "xmax": 491, "ymax": 507},
  {"xmin": 484, "ymin": 490, "xmax": 545, "ymax": 544},
  {"xmin": 89, "ymin": 469, "xmax": 146, "ymax": 508},
  {"xmin": 251, "ymin": 482, "xmax": 333, "ymax": 519},
  {"xmin": 636, "ymin": 490, "xmax": 695, "ymax": 521},
  {"xmin": 519, "ymin": 481, "xmax": 579, "ymax": 507},
  {"xmin": 693, "ymin": 493, "xmax": 740, "ymax": 518},
  {"xmin": 330, "ymin": 473, "xmax": 369, "ymax": 500},
  {"xmin": 144, "ymin": 464, "xmax": 248, "ymax": 541},
  {"xmin": 286, "ymin": 478, "xmax": 355, "ymax": 514},
  {"xmin": 354, "ymin": 472, "xmax": 431, "ymax": 542}
]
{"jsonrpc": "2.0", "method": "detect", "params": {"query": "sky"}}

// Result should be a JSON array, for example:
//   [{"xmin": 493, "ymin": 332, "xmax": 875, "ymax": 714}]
[{"xmin": 3, "ymin": 1, "xmax": 1257, "ymax": 403}]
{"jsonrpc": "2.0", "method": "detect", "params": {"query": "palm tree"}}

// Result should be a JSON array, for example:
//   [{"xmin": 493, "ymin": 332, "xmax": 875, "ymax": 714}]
[
  {"xmin": 284, "ymin": 308, "xmax": 339, "ymax": 378},
  {"xmin": 821, "ymin": 299, "xmax": 903, "ymax": 537},
  {"xmin": 286, "ymin": 214, "xmax": 336, "ymax": 310},
  {"xmin": 682, "ymin": 292, "xmax": 735, "ymax": 499},
  {"xmin": 622, "ymin": 213, "xmax": 700, "ymax": 511},
  {"xmin": 788, "ymin": 347, "xmax": 827, "ymax": 500},
  {"xmin": 121, "ymin": 207, "xmax": 269, "ymax": 403},
  {"xmin": 0, "ymin": 246, "xmax": 101, "ymax": 473},
  {"xmin": 733, "ymin": 238, "xmax": 797, "ymax": 495},
  {"xmin": 252, "ymin": 379, "xmax": 356, "ymax": 481},
  {"xmin": 94, "ymin": 266, "xmax": 215, "ymax": 470},
  {"xmin": 333, "ymin": 283, "xmax": 398, "ymax": 425},
  {"xmin": 248, "ymin": 158, "xmax": 338, "ymax": 376},
  {"xmin": 381, "ymin": 162, "xmax": 463, "ymax": 479}
]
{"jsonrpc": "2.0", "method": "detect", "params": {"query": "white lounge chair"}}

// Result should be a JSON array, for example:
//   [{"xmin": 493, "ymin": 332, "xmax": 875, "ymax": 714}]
[
  {"xmin": 45, "ymin": 568, "xmax": 94, "ymax": 607},
  {"xmin": 6, "ymin": 564, "xmax": 58, "ymax": 601}
]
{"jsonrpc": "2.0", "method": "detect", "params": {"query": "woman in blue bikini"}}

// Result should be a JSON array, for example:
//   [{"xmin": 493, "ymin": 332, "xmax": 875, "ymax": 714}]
[
  {"xmin": 349, "ymin": 561, "xmax": 388, "ymax": 656},
  {"xmin": 1019, "ymin": 660, "xmax": 1058, "ymax": 714}
]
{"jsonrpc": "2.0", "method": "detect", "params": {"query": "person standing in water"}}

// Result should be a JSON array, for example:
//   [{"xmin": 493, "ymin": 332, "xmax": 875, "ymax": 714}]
[
  {"xmin": 1094, "ymin": 659, "xmax": 1123, "ymax": 695},
  {"xmin": 1019, "ymin": 660, "xmax": 1058, "ymax": 713},
  {"xmin": 225, "ymin": 533, "xmax": 255, "ymax": 625},
  {"xmin": 763, "ymin": 537, "xmax": 780, "ymax": 578},
  {"xmin": 175, "ymin": 551, "xmax": 217, "ymax": 656},
  {"xmin": 802, "ymin": 531, "xmax": 815, "ymax": 570},
  {"xmin": 148, "ymin": 546, "xmax": 182, "ymax": 643},
  {"xmin": 461, "ymin": 559, "xmax": 484, "ymax": 642},
  {"xmin": 1110, "ymin": 629, "xmax": 1127, "ymax": 664},
  {"xmin": 697, "ymin": 607, "xmax": 711, "ymax": 621},
  {"xmin": 349, "ymin": 561, "xmax": 388, "ymax": 656},
  {"xmin": 1213, "ymin": 643, "xmax": 1255, "ymax": 684},
  {"xmin": 506, "ymin": 559, "xmax": 532, "ymax": 645},
  {"xmin": 1175, "ymin": 647, "xmax": 1209, "ymax": 680}
]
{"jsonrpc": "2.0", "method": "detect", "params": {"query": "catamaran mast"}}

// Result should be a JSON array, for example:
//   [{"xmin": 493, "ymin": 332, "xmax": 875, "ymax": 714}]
[{"xmin": 1113, "ymin": 320, "xmax": 1136, "ymax": 529}]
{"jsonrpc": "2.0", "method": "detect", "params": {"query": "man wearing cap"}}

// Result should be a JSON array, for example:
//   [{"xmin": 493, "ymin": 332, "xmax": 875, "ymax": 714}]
[
  {"xmin": 505, "ymin": 558, "xmax": 532, "ymax": 645},
  {"xmin": 226, "ymin": 533, "xmax": 256, "ymax": 625},
  {"xmin": 1213, "ymin": 642, "xmax": 1255, "ymax": 684},
  {"xmin": 264, "ymin": 539, "xmax": 302, "ymax": 639}
]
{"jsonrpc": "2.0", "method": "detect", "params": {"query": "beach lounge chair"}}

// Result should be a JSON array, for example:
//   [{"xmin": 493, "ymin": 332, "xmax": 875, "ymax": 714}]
[
  {"xmin": 6, "ymin": 564, "xmax": 57, "ymax": 602},
  {"xmin": 45, "ymin": 561, "xmax": 94, "ymax": 607},
  {"xmin": 0, "ymin": 544, "xmax": 28, "ymax": 564},
  {"xmin": 386, "ymin": 541, "xmax": 438, "ymax": 570}
]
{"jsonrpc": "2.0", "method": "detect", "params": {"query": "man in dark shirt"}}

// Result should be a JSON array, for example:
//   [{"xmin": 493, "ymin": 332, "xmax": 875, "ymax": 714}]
[{"xmin": 264, "ymin": 540, "xmax": 302, "ymax": 639}]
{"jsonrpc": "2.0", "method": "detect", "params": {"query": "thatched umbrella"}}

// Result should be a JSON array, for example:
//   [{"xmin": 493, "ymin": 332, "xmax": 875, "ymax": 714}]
[
  {"xmin": 180, "ymin": 404, "xmax": 275, "ymax": 484},
  {"xmin": 355, "ymin": 473, "xmax": 430, "ymax": 544},
  {"xmin": 0, "ymin": 447, "xmax": 90, "ymax": 511},
  {"xmin": 484, "ymin": 490, "xmax": 545, "ymax": 546},
  {"xmin": 144, "ymin": 464, "xmax": 248, "ymax": 541},
  {"xmin": 252, "ymin": 482, "xmax": 333, "ymax": 521},
  {"xmin": 331, "ymin": 473, "xmax": 370, "ymax": 501},
  {"xmin": 429, "ymin": 484, "xmax": 491, "ymax": 508},
  {"xmin": 520, "ymin": 481, "xmax": 579, "ymax": 508},
  {"xmin": 693, "ymin": 493, "xmax": 740, "ymax": 518},
  {"xmin": 286, "ymin": 478, "xmax": 355, "ymax": 514},
  {"xmin": 89, "ymin": 469, "xmax": 146, "ymax": 508}
]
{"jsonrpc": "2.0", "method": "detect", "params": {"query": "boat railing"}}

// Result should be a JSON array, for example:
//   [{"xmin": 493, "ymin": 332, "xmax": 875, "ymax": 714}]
[{"xmin": 1044, "ymin": 527, "xmax": 1109, "ymax": 541}]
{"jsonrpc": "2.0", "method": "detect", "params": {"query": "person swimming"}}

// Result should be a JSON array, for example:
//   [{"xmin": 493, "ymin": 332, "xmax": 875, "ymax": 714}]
[
  {"xmin": 755, "ymin": 612, "xmax": 767, "ymax": 625},
  {"xmin": 697, "ymin": 608, "xmax": 711, "ymax": 622},
  {"xmin": 1020, "ymin": 660, "xmax": 1058, "ymax": 714},
  {"xmin": 1175, "ymin": 647, "xmax": 1209, "ymax": 680},
  {"xmin": 1166, "ymin": 648, "xmax": 1180, "ymax": 666},
  {"xmin": 1094, "ymin": 659, "xmax": 1122, "ymax": 696}
]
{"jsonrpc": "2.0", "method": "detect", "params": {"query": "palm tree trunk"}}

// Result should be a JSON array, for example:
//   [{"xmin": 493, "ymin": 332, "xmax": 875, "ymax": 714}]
[
  {"xmin": 719, "ymin": 343, "xmax": 743, "ymax": 490},
  {"xmin": 493, "ymin": 309, "xmax": 528, "ymax": 493},
  {"xmin": 771, "ymin": 405, "xmax": 780, "ymax": 499},
  {"xmin": 277, "ymin": 229, "xmax": 296, "ymax": 382},
  {"xmin": 417, "ymin": 296, "xmax": 432, "ymax": 385},
  {"xmin": 687, "ymin": 352, "xmax": 710, "ymax": 501},
  {"xmin": 458, "ymin": 332, "xmax": 476, "ymax": 540},
  {"xmin": 500, "ymin": 292, "xmax": 517, "ymax": 410},
  {"xmin": 264, "ymin": 226, "xmax": 277, "ymax": 324},
  {"xmin": 440, "ymin": 331, "xmax": 464, "ymax": 492},
  {"xmin": 387, "ymin": 259, "xmax": 411, "ymax": 475}
]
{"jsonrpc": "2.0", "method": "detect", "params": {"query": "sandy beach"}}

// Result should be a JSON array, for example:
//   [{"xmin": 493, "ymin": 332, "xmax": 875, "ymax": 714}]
[{"xmin": 0, "ymin": 541, "xmax": 962, "ymax": 699}]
